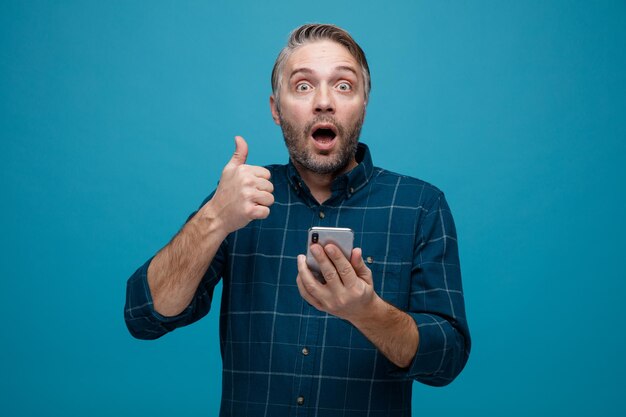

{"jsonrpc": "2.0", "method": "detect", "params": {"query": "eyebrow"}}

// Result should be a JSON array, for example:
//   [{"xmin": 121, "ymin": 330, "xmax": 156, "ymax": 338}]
[{"xmin": 288, "ymin": 65, "xmax": 359, "ymax": 81}]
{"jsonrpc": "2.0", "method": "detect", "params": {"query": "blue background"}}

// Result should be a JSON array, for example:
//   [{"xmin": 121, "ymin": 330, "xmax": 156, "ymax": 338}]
[{"xmin": 2, "ymin": 1, "xmax": 625, "ymax": 415}]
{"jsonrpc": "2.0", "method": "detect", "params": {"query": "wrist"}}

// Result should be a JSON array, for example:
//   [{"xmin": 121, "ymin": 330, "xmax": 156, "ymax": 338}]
[
  {"xmin": 348, "ymin": 293, "xmax": 386, "ymax": 329},
  {"xmin": 193, "ymin": 201, "xmax": 229, "ymax": 241}
]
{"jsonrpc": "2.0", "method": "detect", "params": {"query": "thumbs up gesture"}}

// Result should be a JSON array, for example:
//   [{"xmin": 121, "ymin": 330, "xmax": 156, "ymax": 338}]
[{"xmin": 203, "ymin": 136, "xmax": 275, "ymax": 235}]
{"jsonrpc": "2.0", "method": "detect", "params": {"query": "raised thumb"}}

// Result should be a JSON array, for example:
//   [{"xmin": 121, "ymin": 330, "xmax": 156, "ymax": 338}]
[{"xmin": 229, "ymin": 136, "xmax": 248, "ymax": 166}]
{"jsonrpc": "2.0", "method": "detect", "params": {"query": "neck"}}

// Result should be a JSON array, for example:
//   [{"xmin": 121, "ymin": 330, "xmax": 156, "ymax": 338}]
[{"xmin": 293, "ymin": 158, "xmax": 358, "ymax": 204}]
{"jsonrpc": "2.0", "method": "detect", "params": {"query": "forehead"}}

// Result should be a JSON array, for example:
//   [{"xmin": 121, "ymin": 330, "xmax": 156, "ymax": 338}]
[{"xmin": 284, "ymin": 40, "xmax": 359, "ymax": 74}]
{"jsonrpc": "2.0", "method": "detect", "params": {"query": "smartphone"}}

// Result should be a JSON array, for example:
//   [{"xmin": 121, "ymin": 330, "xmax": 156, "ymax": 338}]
[{"xmin": 306, "ymin": 227, "xmax": 354, "ymax": 283}]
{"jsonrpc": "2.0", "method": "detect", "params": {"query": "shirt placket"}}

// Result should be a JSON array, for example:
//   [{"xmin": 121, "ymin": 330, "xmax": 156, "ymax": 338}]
[
  {"xmin": 292, "ymin": 301, "xmax": 322, "ymax": 416},
  {"xmin": 292, "ymin": 203, "xmax": 337, "ymax": 415}
]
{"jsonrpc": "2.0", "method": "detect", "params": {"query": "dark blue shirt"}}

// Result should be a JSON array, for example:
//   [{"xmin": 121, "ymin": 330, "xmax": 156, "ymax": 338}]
[{"xmin": 124, "ymin": 143, "xmax": 470, "ymax": 417}]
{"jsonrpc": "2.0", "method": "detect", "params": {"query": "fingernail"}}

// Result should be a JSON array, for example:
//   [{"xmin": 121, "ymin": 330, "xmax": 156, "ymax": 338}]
[
  {"xmin": 311, "ymin": 245, "xmax": 321, "ymax": 256},
  {"xmin": 325, "ymin": 245, "xmax": 336, "ymax": 255}
]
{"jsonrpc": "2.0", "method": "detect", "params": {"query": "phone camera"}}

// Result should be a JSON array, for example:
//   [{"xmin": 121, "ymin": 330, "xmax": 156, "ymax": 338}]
[{"xmin": 311, "ymin": 233, "xmax": 319, "ymax": 244}]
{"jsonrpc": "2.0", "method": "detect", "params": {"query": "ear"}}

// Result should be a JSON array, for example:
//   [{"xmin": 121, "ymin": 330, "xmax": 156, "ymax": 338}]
[{"xmin": 270, "ymin": 95, "xmax": 281, "ymax": 125}]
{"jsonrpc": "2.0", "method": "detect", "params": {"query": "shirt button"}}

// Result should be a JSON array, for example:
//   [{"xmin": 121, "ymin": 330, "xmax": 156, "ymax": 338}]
[
  {"xmin": 302, "ymin": 347, "xmax": 309, "ymax": 356},
  {"xmin": 319, "ymin": 211, "xmax": 325, "ymax": 219},
  {"xmin": 297, "ymin": 396, "xmax": 305, "ymax": 406},
  {"xmin": 366, "ymin": 256, "xmax": 374, "ymax": 264}
]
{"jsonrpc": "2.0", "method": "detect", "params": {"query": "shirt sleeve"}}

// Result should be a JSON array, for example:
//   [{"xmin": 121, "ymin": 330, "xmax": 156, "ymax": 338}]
[
  {"xmin": 390, "ymin": 191, "xmax": 471, "ymax": 386},
  {"xmin": 123, "ymin": 203, "xmax": 227, "ymax": 340}
]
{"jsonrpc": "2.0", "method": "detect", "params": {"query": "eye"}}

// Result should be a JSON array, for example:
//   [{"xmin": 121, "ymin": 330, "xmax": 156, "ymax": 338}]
[
  {"xmin": 336, "ymin": 82, "xmax": 352, "ymax": 92},
  {"xmin": 296, "ymin": 83, "xmax": 312, "ymax": 92}
]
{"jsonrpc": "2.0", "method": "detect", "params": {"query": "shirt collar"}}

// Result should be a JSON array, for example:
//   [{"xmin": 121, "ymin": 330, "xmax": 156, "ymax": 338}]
[{"xmin": 287, "ymin": 142, "xmax": 374, "ymax": 202}]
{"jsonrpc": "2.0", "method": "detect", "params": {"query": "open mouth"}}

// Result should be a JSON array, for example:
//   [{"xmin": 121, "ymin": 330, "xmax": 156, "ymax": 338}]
[{"xmin": 311, "ymin": 124, "xmax": 338, "ymax": 145}]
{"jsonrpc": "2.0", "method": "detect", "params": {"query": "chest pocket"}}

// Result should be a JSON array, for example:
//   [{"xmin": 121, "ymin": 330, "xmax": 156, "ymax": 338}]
[{"xmin": 365, "ymin": 255, "xmax": 407, "ymax": 309}]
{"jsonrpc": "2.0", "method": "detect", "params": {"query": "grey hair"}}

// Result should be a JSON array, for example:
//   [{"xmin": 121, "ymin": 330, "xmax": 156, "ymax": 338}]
[{"xmin": 271, "ymin": 23, "xmax": 371, "ymax": 109}]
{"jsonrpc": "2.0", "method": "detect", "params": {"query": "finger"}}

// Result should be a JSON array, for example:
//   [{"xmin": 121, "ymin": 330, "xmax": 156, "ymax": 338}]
[
  {"xmin": 249, "ymin": 204, "xmax": 270, "ymax": 220},
  {"xmin": 296, "ymin": 255, "xmax": 326, "ymax": 307},
  {"xmin": 246, "ymin": 165, "xmax": 271, "ymax": 180},
  {"xmin": 228, "ymin": 136, "xmax": 248, "ymax": 166},
  {"xmin": 311, "ymin": 244, "xmax": 344, "ymax": 290},
  {"xmin": 296, "ymin": 274, "xmax": 324, "ymax": 311},
  {"xmin": 255, "ymin": 177, "xmax": 274, "ymax": 193},
  {"xmin": 324, "ymin": 243, "xmax": 358, "ymax": 289},
  {"xmin": 350, "ymin": 247, "xmax": 373, "ymax": 285},
  {"xmin": 252, "ymin": 190, "xmax": 275, "ymax": 207}
]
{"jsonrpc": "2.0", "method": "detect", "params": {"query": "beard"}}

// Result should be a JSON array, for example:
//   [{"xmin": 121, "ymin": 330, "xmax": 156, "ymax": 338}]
[{"xmin": 279, "ymin": 111, "xmax": 365, "ymax": 175}]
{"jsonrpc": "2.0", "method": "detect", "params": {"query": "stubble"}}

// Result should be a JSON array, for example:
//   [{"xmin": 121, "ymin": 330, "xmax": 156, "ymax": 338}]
[{"xmin": 279, "ymin": 112, "xmax": 365, "ymax": 175}]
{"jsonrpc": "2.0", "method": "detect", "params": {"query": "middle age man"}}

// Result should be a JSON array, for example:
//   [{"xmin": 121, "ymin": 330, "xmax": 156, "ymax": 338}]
[{"xmin": 125, "ymin": 23, "xmax": 470, "ymax": 416}]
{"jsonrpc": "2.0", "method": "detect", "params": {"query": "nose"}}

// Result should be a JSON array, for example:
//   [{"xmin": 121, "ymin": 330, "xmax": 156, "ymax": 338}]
[{"xmin": 314, "ymin": 84, "xmax": 335, "ymax": 114}]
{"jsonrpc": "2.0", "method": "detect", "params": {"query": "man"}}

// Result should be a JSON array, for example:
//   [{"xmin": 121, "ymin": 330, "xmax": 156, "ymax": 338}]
[{"xmin": 125, "ymin": 23, "xmax": 470, "ymax": 416}]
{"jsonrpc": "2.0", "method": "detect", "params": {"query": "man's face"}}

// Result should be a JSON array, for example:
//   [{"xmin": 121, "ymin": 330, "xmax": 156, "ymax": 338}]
[{"xmin": 271, "ymin": 40, "xmax": 367, "ymax": 176}]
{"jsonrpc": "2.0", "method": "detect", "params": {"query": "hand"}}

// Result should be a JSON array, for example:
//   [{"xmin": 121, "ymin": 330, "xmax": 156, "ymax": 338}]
[
  {"xmin": 202, "ymin": 136, "xmax": 274, "ymax": 234},
  {"xmin": 296, "ymin": 244, "xmax": 377, "ymax": 323}
]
